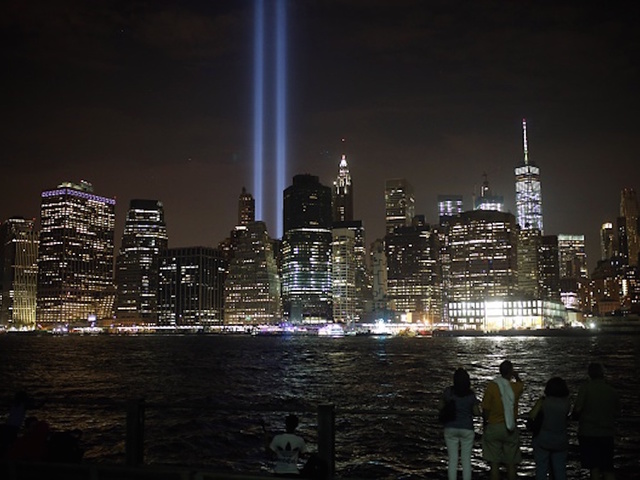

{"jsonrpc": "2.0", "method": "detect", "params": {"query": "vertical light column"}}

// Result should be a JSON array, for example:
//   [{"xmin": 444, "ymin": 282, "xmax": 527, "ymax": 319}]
[
  {"xmin": 253, "ymin": 0, "xmax": 265, "ymax": 222},
  {"xmin": 275, "ymin": 0, "xmax": 287, "ymax": 238}
]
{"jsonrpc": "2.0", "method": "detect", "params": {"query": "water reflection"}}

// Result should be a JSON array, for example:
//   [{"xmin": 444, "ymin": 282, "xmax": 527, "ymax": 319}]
[{"xmin": 0, "ymin": 334, "xmax": 638, "ymax": 479}]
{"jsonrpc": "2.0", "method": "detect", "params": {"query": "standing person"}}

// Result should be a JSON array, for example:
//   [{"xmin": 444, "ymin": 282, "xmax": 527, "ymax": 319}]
[
  {"xmin": 572, "ymin": 362, "xmax": 621, "ymax": 480},
  {"xmin": 441, "ymin": 367, "xmax": 481, "ymax": 480},
  {"xmin": 481, "ymin": 360, "xmax": 524, "ymax": 480},
  {"xmin": 267, "ymin": 414, "xmax": 308, "ymax": 478},
  {"xmin": 528, "ymin": 377, "xmax": 571, "ymax": 480}
]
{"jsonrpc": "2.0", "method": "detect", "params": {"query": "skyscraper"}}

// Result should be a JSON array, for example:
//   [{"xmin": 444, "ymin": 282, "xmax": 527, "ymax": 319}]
[
  {"xmin": 448, "ymin": 210, "xmax": 519, "ymax": 303},
  {"xmin": 370, "ymin": 238, "xmax": 389, "ymax": 316},
  {"xmin": 332, "ymin": 154, "xmax": 353, "ymax": 223},
  {"xmin": 385, "ymin": 219, "xmax": 442, "ymax": 323},
  {"xmin": 37, "ymin": 181, "xmax": 115, "ymax": 326},
  {"xmin": 0, "ymin": 218, "xmax": 38, "ymax": 330},
  {"xmin": 115, "ymin": 199, "xmax": 168, "ymax": 324},
  {"xmin": 238, "ymin": 187, "xmax": 256, "ymax": 226},
  {"xmin": 515, "ymin": 119, "xmax": 543, "ymax": 232},
  {"xmin": 385, "ymin": 179, "xmax": 415, "ymax": 234},
  {"xmin": 224, "ymin": 221, "xmax": 281, "ymax": 325},
  {"xmin": 158, "ymin": 247, "xmax": 226, "ymax": 326},
  {"xmin": 600, "ymin": 222, "xmax": 615, "ymax": 261},
  {"xmin": 517, "ymin": 228, "xmax": 542, "ymax": 299},
  {"xmin": 437, "ymin": 195, "xmax": 463, "ymax": 225},
  {"xmin": 474, "ymin": 174, "xmax": 504, "ymax": 212},
  {"xmin": 620, "ymin": 188, "xmax": 639, "ymax": 266},
  {"xmin": 332, "ymin": 226, "xmax": 357, "ymax": 323},
  {"xmin": 281, "ymin": 174, "xmax": 333, "ymax": 323},
  {"xmin": 558, "ymin": 234, "xmax": 588, "ymax": 311}
]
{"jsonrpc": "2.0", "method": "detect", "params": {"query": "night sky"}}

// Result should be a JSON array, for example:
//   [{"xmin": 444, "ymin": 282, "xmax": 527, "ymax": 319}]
[{"xmin": 3, "ymin": 0, "xmax": 639, "ymax": 270}]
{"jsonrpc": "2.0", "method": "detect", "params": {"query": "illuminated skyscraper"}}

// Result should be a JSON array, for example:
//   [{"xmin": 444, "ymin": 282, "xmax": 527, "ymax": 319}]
[
  {"xmin": 515, "ymin": 119, "xmax": 543, "ymax": 232},
  {"xmin": 332, "ymin": 154, "xmax": 353, "ymax": 223},
  {"xmin": 448, "ymin": 210, "xmax": 518, "ymax": 303},
  {"xmin": 36, "ymin": 181, "xmax": 115, "ymax": 326},
  {"xmin": 281, "ymin": 174, "xmax": 333, "ymax": 323},
  {"xmin": 517, "ymin": 228, "xmax": 542, "ymax": 299},
  {"xmin": 385, "ymin": 179, "xmax": 415, "ymax": 234},
  {"xmin": 558, "ymin": 234, "xmax": 588, "ymax": 311},
  {"xmin": 0, "ymin": 218, "xmax": 38, "ymax": 330},
  {"xmin": 385, "ymin": 218, "xmax": 442, "ymax": 323},
  {"xmin": 437, "ymin": 195, "xmax": 463, "ymax": 225},
  {"xmin": 370, "ymin": 238, "xmax": 389, "ymax": 315},
  {"xmin": 620, "ymin": 188, "xmax": 639, "ymax": 266},
  {"xmin": 600, "ymin": 222, "xmax": 615, "ymax": 261},
  {"xmin": 474, "ymin": 174, "xmax": 504, "ymax": 212},
  {"xmin": 224, "ymin": 221, "xmax": 281, "ymax": 325},
  {"xmin": 332, "ymin": 226, "xmax": 357, "ymax": 323},
  {"xmin": 157, "ymin": 247, "xmax": 226, "ymax": 326},
  {"xmin": 238, "ymin": 187, "xmax": 256, "ymax": 226},
  {"xmin": 539, "ymin": 235, "xmax": 561, "ymax": 301},
  {"xmin": 115, "ymin": 200, "xmax": 168, "ymax": 324}
]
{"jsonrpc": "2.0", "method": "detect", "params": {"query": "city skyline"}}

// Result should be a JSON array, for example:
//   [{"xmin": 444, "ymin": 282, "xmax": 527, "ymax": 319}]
[{"xmin": 3, "ymin": 1, "xmax": 639, "ymax": 271}]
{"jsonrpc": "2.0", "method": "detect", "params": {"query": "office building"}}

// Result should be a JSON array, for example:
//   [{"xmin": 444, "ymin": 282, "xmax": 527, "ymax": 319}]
[
  {"xmin": 517, "ymin": 228, "xmax": 541, "ymax": 299},
  {"xmin": 281, "ymin": 174, "xmax": 333, "ymax": 323},
  {"xmin": 224, "ymin": 221, "xmax": 281, "ymax": 325},
  {"xmin": 600, "ymin": 222, "xmax": 615, "ymax": 261},
  {"xmin": 0, "ymin": 218, "xmax": 38, "ymax": 330},
  {"xmin": 558, "ymin": 234, "xmax": 589, "ymax": 311},
  {"xmin": 515, "ymin": 119, "xmax": 544, "ymax": 232},
  {"xmin": 115, "ymin": 200, "xmax": 168, "ymax": 324},
  {"xmin": 332, "ymin": 154, "xmax": 354, "ymax": 223},
  {"xmin": 437, "ymin": 195, "xmax": 463, "ymax": 225},
  {"xmin": 447, "ymin": 210, "xmax": 518, "ymax": 328},
  {"xmin": 370, "ymin": 238, "xmax": 389, "ymax": 316},
  {"xmin": 539, "ymin": 235, "xmax": 561, "ymax": 302},
  {"xmin": 385, "ymin": 218, "xmax": 442, "ymax": 324},
  {"xmin": 238, "ymin": 187, "xmax": 255, "ymax": 226},
  {"xmin": 158, "ymin": 247, "xmax": 226, "ymax": 326},
  {"xmin": 620, "ymin": 188, "xmax": 639, "ymax": 266},
  {"xmin": 36, "ymin": 181, "xmax": 115, "ymax": 326},
  {"xmin": 474, "ymin": 174, "xmax": 504, "ymax": 212},
  {"xmin": 385, "ymin": 179, "xmax": 415, "ymax": 234}
]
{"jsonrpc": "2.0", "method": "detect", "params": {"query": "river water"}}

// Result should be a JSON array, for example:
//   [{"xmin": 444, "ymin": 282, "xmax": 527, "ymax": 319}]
[{"xmin": 1, "ymin": 334, "xmax": 638, "ymax": 479}]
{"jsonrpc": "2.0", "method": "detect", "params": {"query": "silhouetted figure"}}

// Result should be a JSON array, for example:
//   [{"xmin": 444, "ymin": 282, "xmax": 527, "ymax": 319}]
[
  {"xmin": 268, "ymin": 414, "xmax": 308, "ymax": 477},
  {"xmin": 5, "ymin": 416, "xmax": 50, "ymax": 462},
  {"xmin": 1, "ymin": 391, "xmax": 33, "ymax": 456},
  {"xmin": 529, "ymin": 377, "xmax": 571, "ymax": 480},
  {"xmin": 481, "ymin": 360, "xmax": 524, "ymax": 480},
  {"xmin": 441, "ymin": 367, "xmax": 481, "ymax": 480},
  {"xmin": 572, "ymin": 363, "xmax": 621, "ymax": 480}
]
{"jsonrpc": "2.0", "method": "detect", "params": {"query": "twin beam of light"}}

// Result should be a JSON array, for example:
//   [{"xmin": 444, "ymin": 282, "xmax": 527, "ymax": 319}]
[
  {"xmin": 253, "ymin": 0, "xmax": 264, "ymax": 223},
  {"xmin": 253, "ymin": 0, "xmax": 287, "ymax": 238}
]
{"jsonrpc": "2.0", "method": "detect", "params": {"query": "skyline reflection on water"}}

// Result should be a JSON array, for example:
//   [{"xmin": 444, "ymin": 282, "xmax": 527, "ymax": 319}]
[{"xmin": 1, "ymin": 334, "xmax": 638, "ymax": 479}]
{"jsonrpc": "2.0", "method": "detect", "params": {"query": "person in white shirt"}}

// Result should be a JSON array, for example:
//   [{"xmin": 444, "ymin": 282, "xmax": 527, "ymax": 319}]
[{"xmin": 268, "ymin": 414, "xmax": 307, "ymax": 477}]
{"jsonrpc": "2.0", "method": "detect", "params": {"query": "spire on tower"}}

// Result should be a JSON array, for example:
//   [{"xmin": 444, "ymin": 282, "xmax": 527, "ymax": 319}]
[{"xmin": 522, "ymin": 118, "xmax": 529, "ymax": 165}]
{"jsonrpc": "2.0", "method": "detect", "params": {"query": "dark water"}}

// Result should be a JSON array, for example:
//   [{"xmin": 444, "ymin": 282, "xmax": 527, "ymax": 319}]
[{"xmin": 1, "ymin": 334, "xmax": 639, "ymax": 479}]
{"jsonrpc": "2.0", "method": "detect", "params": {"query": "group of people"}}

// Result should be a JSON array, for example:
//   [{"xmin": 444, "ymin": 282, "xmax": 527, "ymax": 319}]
[{"xmin": 440, "ymin": 361, "xmax": 621, "ymax": 480}]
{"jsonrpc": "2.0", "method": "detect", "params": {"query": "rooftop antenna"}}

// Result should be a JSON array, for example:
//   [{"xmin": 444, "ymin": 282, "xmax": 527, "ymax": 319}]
[{"xmin": 522, "ymin": 118, "xmax": 529, "ymax": 165}]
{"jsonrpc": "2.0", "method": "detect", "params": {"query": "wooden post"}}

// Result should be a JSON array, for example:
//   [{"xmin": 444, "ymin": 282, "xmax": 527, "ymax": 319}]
[
  {"xmin": 317, "ymin": 404, "xmax": 335, "ymax": 479},
  {"xmin": 126, "ymin": 398, "xmax": 145, "ymax": 466}
]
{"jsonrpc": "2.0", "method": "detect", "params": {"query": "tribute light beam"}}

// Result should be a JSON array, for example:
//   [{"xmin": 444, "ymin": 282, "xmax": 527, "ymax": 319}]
[
  {"xmin": 253, "ymin": 0, "xmax": 265, "ymax": 222},
  {"xmin": 275, "ymin": 0, "xmax": 287, "ymax": 238}
]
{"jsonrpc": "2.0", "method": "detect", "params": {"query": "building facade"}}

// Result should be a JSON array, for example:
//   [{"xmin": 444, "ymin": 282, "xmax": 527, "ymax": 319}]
[
  {"xmin": 224, "ymin": 221, "xmax": 281, "ymax": 325},
  {"xmin": 557, "ymin": 234, "xmax": 589, "ymax": 311},
  {"xmin": 385, "ymin": 219, "xmax": 442, "ymax": 324},
  {"xmin": 0, "ymin": 218, "xmax": 39, "ymax": 330},
  {"xmin": 385, "ymin": 179, "xmax": 415, "ymax": 234},
  {"xmin": 620, "ymin": 188, "xmax": 639, "ymax": 267},
  {"xmin": 36, "ymin": 181, "xmax": 116, "ymax": 326},
  {"xmin": 115, "ymin": 199, "xmax": 168, "ymax": 324},
  {"xmin": 281, "ymin": 174, "xmax": 333, "ymax": 323},
  {"xmin": 158, "ymin": 247, "xmax": 226, "ymax": 326},
  {"xmin": 447, "ymin": 210, "xmax": 518, "ymax": 328}
]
